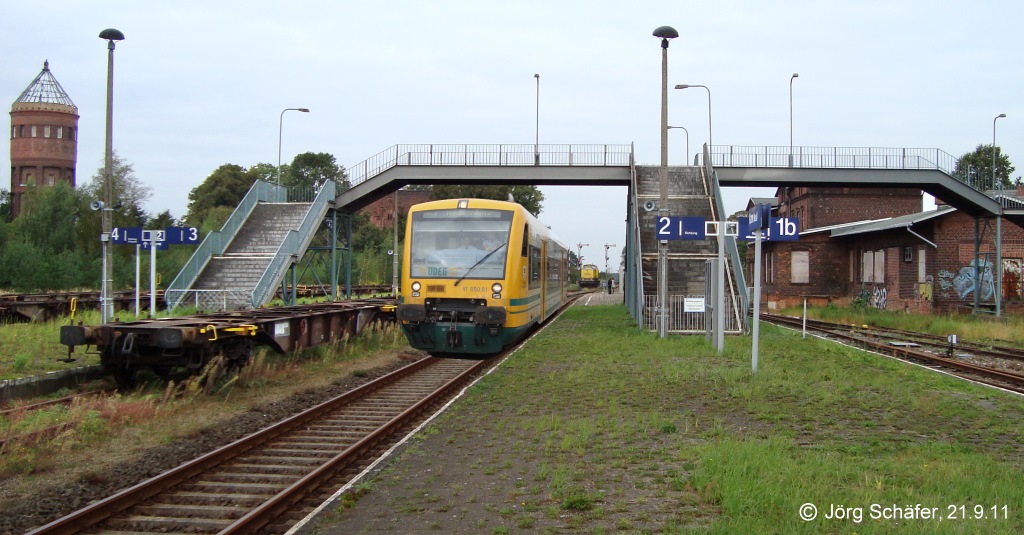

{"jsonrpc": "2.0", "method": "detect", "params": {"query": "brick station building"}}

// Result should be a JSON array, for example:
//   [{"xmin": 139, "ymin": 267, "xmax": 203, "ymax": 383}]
[
  {"xmin": 748, "ymin": 185, "xmax": 1024, "ymax": 314},
  {"xmin": 9, "ymin": 60, "xmax": 79, "ymax": 219}
]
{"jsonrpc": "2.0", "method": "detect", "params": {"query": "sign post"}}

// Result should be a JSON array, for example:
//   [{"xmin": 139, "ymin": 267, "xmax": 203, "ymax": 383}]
[
  {"xmin": 748, "ymin": 204, "xmax": 770, "ymax": 374},
  {"xmin": 113, "ymin": 227, "xmax": 197, "ymax": 316}
]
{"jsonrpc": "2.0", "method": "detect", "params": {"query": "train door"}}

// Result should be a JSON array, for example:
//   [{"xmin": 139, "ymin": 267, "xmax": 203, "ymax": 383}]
[{"xmin": 540, "ymin": 239, "xmax": 548, "ymax": 320}]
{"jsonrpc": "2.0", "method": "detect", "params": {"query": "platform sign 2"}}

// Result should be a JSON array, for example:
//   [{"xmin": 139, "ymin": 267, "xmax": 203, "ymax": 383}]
[{"xmin": 656, "ymin": 216, "xmax": 707, "ymax": 240}]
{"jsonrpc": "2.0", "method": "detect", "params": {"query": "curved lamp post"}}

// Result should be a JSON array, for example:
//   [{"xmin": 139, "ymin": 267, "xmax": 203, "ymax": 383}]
[
  {"xmin": 789, "ymin": 72, "xmax": 799, "ymax": 167},
  {"xmin": 993, "ymin": 113, "xmax": 1006, "ymax": 190},
  {"xmin": 278, "ymin": 107, "xmax": 310, "ymax": 186},
  {"xmin": 674, "ymin": 84, "xmax": 711, "ymax": 162},
  {"xmin": 99, "ymin": 28, "xmax": 124, "ymax": 324},
  {"xmin": 667, "ymin": 125, "xmax": 689, "ymax": 164}
]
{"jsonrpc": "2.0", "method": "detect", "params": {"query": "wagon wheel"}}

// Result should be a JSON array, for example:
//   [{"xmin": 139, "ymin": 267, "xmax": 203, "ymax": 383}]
[{"xmin": 106, "ymin": 362, "xmax": 140, "ymax": 389}]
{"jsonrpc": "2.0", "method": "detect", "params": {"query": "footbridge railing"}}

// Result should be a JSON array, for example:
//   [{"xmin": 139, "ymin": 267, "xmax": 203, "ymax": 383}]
[
  {"xmin": 709, "ymin": 145, "xmax": 960, "ymax": 174},
  {"xmin": 347, "ymin": 143, "xmax": 634, "ymax": 188}
]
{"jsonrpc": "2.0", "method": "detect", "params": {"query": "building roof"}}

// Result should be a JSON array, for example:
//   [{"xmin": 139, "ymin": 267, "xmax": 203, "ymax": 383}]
[
  {"xmin": 828, "ymin": 206, "xmax": 956, "ymax": 237},
  {"xmin": 13, "ymin": 60, "xmax": 77, "ymax": 109}
]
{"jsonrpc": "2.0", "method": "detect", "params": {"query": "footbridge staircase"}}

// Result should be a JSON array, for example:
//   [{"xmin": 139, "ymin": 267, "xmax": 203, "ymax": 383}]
[{"xmin": 165, "ymin": 180, "xmax": 335, "ymax": 311}]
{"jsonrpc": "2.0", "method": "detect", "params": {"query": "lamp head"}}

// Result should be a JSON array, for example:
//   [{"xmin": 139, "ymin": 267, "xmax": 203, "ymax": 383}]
[
  {"xmin": 674, "ymin": 84, "xmax": 690, "ymax": 89},
  {"xmin": 652, "ymin": 26, "xmax": 678, "ymax": 48},
  {"xmin": 998, "ymin": 113, "xmax": 1007, "ymax": 118},
  {"xmin": 298, "ymin": 108, "xmax": 310, "ymax": 113},
  {"xmin": 99, "ymin": 28, "xmax": 125, "ymax": 41},
  {"xmin": 534, "ymin": 73, "xmax": 539, "ymax": 79},
  {"xmin": 791, "ymin": 72, "xmax": 799, "ymax": 79}
]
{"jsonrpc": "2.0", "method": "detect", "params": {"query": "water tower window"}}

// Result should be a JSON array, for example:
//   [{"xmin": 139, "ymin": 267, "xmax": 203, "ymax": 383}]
[
  {"xmin": 44, "ymin": 125, "xmax": 51, "ymax": 138},
  {"xmin": 31, "ymin": 126, "xmax": 37, "ymax": 138}
]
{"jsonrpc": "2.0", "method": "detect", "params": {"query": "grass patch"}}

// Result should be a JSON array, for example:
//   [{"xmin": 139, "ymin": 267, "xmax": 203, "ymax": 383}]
[{"xmin": 347, "ymin": 304, "xmax": 1024, "ymax": 533}]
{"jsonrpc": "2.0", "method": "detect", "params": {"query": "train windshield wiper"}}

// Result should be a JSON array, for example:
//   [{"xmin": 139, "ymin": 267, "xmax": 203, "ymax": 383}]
[{"xmin": 454, "ymin": 242, "xmax": 507, "ymax": 287}]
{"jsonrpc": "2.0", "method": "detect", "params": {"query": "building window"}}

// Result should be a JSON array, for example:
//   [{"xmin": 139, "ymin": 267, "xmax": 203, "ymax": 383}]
[
  {"xmin": 903, "ymin": 246, "xmax": 913, "ymax": 262},
  {"xmin": 19, "ymin": 125, "xmax": 25, "ymax": 137},
  {"xmin": 57, "ymin": 126, "xmax": 63, "ymax": 139},
  {"xmin": 791, "ymin": 250, "xmax": 809, "ymax": 284},
  {"xmin": 764, "ymin": 251, "xmax": 775, "ymax": 284},
  {"xmin": 31, "ymin": 126, "xmax": 37, "ymax": 137},
  {"xmin": 874, "ymin": 249, "xmax": 885, "ymax": 283},
  {"xmin": 863, "ymin": 249, "xmax": 886, "ymax": 283},
  {"xmin": 44, "ymin": 125, "xmax": 51, "ymax": 138}
]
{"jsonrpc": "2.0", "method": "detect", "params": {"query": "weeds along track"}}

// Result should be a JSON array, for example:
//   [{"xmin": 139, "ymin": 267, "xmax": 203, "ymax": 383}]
[
  {"xmin": 762, "ymin": 313, "xmax": 1024, "ymax": 394},
  {"xmin": 27, "ymin": 355, "xmax": 492, "ymax": 535}
]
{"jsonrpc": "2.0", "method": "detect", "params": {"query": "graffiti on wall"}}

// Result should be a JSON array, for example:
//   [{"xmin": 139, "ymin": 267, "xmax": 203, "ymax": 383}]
[
  {"xmin": 857, "ymin": 284, "xmax": 889, "ymax": 309},
  {"xmin": 938, "ymin": 259, "xmax": 994, "ymax": 300},
  {"xmin": 916, "ymin": 276, "xmax": 933, "ymax": 301},
  {"xmin": 1004, "ymin": 258, "xmax": 1022, "ymax": 299}
]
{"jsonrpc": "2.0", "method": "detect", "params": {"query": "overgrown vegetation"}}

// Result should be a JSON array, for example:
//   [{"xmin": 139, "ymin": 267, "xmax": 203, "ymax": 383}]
[
  {"xmin": 0, "ymin": 322, "xmax": 409, "ymax": 477},
  {"xmin": 337, "ymin": 305, "xmax": 1024, "ymax": 533}
]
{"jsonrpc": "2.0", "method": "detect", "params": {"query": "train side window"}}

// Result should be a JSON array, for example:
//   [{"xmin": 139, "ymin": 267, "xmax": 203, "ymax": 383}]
[
  {"xmin": 521, "ymin": 224, "xmax": 529, "ymax": 257},
  {"xmin": 529, "ymin": 245, "xmax": 541, "ymax": 289}
]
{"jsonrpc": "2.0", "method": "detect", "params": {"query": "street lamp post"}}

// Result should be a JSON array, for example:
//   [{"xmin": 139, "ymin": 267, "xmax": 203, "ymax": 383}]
[
  {"xmin": 993, "ymin": 113, "xmax": 1006, "ymax": 190},
  {"xmin": 789, "ymin": 73, "xmax": 799, "ymax": 167},
  {"xmin": 534, "ymin": 73, "xmax": 540, "ymax": 165},
  {"xmin": 993, "ymin": 112, "xmax": 1007, "ymax": 318},
  {"xmin": 667, "ymin": 126, "xmax": 689, "ymax": 164},
  {"xmin": 654, "ymin": 25, "xmax": 678, "ymax": 339},
  {"xmin": 99, "ymin": 28, "xmax": 124, "ymax": 324},
  {"xmin": 674, "ymin": 84, "xmax": 711, "ymax": 163},
  {"xmin": 277, "ymin": 107, "xmax": 310, "ymax": 186}
]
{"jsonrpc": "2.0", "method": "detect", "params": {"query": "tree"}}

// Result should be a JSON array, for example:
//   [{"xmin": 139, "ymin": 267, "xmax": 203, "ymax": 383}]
[
  {"xmin": 286, "ymin": 152, "xmax": 348, "ymax": 191},
  {"xmin": 81, "ymin": 151, "xmax": 152, "ymax": 228},
  {"xmin": 0, "ymin": 188, "xmax": 10, "ymax": 221},
  {"xmin": 955, "ymin": 144, "xmax": 1016, "ymax": 189},
  {"xmin": 183, "ymin": 164, "xmax": 258, "ymax": 226},
  {"xmin": 430, "ymin": 184, "xmax": 545, "ymax": 216}
]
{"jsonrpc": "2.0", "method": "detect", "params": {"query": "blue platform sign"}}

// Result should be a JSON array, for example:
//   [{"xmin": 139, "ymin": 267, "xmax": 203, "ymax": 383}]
[
  {"xmin": 164, "ymin": 226, "xmax": 200, "ymax": 245},
  {"xmin": 656, "ymin": 216, "xmax": 707, "ymax": 240},
  {"xmin": 110, "ymin": 227, "xmax": 143, "ymax": 244},
  {"xmin": 748, "ymin": 203, "xmax": 771, "ymax": 231},
  {"xmin": 740, "ymin": 217, "xmax": 800, "ymax": 242}
]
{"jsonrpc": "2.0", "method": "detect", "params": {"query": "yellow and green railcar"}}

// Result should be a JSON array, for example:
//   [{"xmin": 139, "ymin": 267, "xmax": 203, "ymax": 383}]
[{"xmin": 396, "ymin": 198, "xmax": 568, "ymax": 355}]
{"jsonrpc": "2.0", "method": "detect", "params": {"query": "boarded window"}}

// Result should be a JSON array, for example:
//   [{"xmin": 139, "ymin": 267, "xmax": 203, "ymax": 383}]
[
  {"xmin": 791, "ymin": 251, "xmax": 809, "ymax": 284},
  {"xmin": 918, "ymin": 248, "xmax": 926, "ymax": 283},
  {"xmin": 873, "ymin": 249, "xmax": 885, "ymax": 283}
]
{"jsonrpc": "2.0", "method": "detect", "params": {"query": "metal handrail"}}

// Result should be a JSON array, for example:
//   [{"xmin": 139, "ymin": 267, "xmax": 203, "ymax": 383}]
[
  {"xmin": 346, "ymin": 144, "xmax": 633, "ymax": 188},
  {"xmin": 250, "ymin": 180, "xmax": 336, "ymax": 308},
  {"xmin": 707, "ymin": 145, "xmax": 961, "ymax": 175},
  {"xmin": 165, "ymin": 180, "xmax": 285, "ymax": 310}
]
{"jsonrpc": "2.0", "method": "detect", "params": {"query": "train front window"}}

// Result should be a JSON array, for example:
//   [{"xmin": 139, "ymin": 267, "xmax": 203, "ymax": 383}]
[{"xmin": 410, "ymin": 209, "xmax": 514, "ymax": 280}]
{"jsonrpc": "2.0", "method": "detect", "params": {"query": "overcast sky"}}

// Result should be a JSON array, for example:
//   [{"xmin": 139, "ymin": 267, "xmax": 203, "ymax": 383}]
[{"xmin": 4, "ymin": 1, "xmax": 1022, "ymax": 272}]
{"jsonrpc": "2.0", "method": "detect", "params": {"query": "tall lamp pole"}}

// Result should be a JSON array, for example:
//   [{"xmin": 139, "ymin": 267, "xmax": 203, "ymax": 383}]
[
  {"xmin": 277, "ymin": 107, "xmax": 310, "ymax": 186},
  {"xmin": 654, "ymin": 25, "xmax": 678, "ymax": 339},
  {"xmin": 789, "ymin": 72, "xmax": 799, "ymax": 167},
  {"xmin": 667, "ymin": 126, "xmax": 689, "ymax": 164},
  {"xmin": 993, "ymin": 112, "xmax": 1006, "ymax": 318},
  {"xmin": 99, "ymin": 28, "xmax": 124, "ymax": 324},
  {"xmin": 674, "ymin": 84, "xmax": 711, "ymax": 162},
  {"xmin": 993, "ymin": 113, "xmax": 1006, "ymax": 190},
  {"xmin": 534, "ymin": 73, "xmax": 540, "ymax": 165}
]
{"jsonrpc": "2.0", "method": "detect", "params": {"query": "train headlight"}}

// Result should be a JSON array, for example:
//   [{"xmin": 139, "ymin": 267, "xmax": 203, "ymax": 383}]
[
  {"xmin": 491, "ymin": 283, "xmax": 502, "ymax": 298},
  {"xmin": 411, "ymin": 281, "xmax": 421, "ymax": 297}
]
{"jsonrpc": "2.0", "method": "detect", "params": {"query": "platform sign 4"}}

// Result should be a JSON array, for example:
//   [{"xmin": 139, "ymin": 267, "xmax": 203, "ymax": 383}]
[{"xmin": 110, "ymin": 227, "xmax": 143, "ymax": 245}]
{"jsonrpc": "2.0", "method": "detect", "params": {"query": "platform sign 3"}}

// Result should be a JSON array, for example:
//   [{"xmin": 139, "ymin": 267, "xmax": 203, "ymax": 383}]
[{"xmin": 164, "ymin": 226, "xmax": 200, "ymax": 245}]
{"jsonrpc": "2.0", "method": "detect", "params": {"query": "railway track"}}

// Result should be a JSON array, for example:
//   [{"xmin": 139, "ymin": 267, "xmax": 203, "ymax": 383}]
[
  {"xmin": 27, "ymin": 355, "xmax": 491, "ymax": 534},
  {"xmin": 762, "ymin": 313, "xmax": 1024, "ymax": 394}
]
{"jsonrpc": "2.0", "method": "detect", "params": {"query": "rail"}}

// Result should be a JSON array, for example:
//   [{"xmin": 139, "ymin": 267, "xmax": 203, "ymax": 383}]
[
  {"xmin": 250, "ymin": 180, "xmax": 337, "ymax": 308},
  {"xmin": 346, "ymin": 143, "xmax": 634, "ymax": 188},
  {"xmin": 704, "ymin": 144, "xmax": 749, "ymax": 329},
  {"xmin": 165, "ymin": 180, "xmax": 286, "ymax": 310},
  {"xmin": 708, "ymin": 145, "xmax": 960, "ymax": 175}
]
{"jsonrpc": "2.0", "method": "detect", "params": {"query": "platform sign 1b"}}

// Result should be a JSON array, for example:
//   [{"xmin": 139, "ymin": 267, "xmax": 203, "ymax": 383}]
[{"xmin": 739, "ymin": 216, "xmax": 800, "ymax": 242}]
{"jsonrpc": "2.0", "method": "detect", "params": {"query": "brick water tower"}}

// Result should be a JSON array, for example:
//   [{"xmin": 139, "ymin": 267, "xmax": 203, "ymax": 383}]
[{"xmin": 9, "ymin": 60, "xmax": 79, "ymax": 219}]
